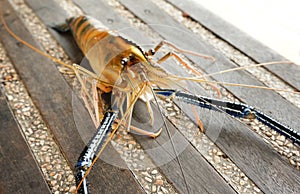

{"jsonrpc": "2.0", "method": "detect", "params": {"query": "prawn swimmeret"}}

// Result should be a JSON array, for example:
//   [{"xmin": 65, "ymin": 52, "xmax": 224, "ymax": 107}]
[{"xmin": 1, "ymin": 11, "xmax": 300, "ymax": 194}]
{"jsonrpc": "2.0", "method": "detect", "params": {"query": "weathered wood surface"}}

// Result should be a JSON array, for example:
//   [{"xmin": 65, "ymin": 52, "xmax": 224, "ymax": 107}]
[
  {"xmin": 0, "ymin": 0, "xmax": 299, "ymax": 193},
  {"xmin": 0, "ymin": 90, "xmax": 51, "ymax": 194},
  {"xmin": 0, "ymin": 1, "xmax": 143, "ymax": 193}
]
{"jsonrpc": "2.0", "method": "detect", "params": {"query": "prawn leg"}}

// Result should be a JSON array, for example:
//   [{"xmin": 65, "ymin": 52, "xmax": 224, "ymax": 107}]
[
  {"xmin": 72, "ymin": 64, "xmax": 109, "ymax": 127},
  {"xmin": 155, "ymin": 89, "xmax": 300, "ymax": 145},
  {"xmin": 130, "ymin": 125, "xmax": 163, "ymax": 138},
  {"xmin": 115, "ymin": 118, "xmax": 163, "ymax": 138},
  {"xmin": 92, "ymin": 80, "xmax": 101, "ymax": 126},
  {"xmin": 149, "ymin": 40, "xmax": 221, "ymax": 97},
  {"xmin": 147, "ymin": 40, "xmax": 214, "ymax": 60},
  {"xmin": 73, "ymin": 66, "xmax": 100, "ymax": 127},
  {"xmin": 147, "ymin": 40, "xmax": 212, "ymax": 77}
]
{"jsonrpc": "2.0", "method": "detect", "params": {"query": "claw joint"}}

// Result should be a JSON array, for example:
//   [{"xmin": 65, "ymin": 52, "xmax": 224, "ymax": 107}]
[{"xmin": 243, "ymin": 108, "xmax": 256, "ymax": 119}]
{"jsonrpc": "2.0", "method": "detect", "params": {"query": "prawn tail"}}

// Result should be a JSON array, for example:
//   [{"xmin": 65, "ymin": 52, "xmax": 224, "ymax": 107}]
[{"xmin": 51, "ymin": 17, "xmax": 75, "ymax": 33}]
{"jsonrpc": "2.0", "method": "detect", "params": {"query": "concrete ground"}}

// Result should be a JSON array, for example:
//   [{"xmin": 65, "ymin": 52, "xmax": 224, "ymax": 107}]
[{"xmin": 195, "ymin": 0, "xmax": 300, "ymax": 65}]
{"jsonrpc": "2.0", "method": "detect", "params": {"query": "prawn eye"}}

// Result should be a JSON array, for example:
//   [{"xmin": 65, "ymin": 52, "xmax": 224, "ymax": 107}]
[
  {"xmin": 121, "ymin": 57, "xmax": 128, "ymax": 66},
  {"xmin": 149, "ymin": 49, "xmax": 155, "ymax": 55}
]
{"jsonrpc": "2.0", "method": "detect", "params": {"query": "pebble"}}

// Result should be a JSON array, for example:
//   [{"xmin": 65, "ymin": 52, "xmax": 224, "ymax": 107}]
[
  {"xmin": 26, "ymin": 127, "xmax": 33, "ymax": 135},
  {"xmin": 128, "ymin": 143, "xmax": 133, "ymax": 150},
  {"xmin": 69, "ymin": 186, "xmax": 77, "ymax": 192},
  {"xmin": 155, "ymin": 179, "xmax": 164, "ymax": 186},
  {"xmin": 33, "ymin": 120, "xmax": 41, "ymax": 125},
  {"xmin": 292, "ymin": 150, "xmax": 300, "ymax": 156},
  {"xmin": 41, "ymin": 146, "xmax": 50, "ymax": 152},
  {"xmin": 39, "ymin": 139, "xmax": 45, "ymax": 146},
  {"xmin": 145, "ymin": 176, "xmax": 153, "ymax": 183},
  {"xmin": 151, "ymin": 185, "xmax": 157, "ymax": 192},
  {"xmin": 286, "ymin": 142, "xmax": 294, "ymax": 148},
  {"xmin": 55, "ymin": 174, "xmax": 62, "ymax": 181},
  {"xmin": 139, "ymin": 155, "xmax": 145, "ymax": 160},
  {"xmin": 254, "ymin": 186, "xmax": 261, "ymax": 192},
  {"xmin": 7, "ymin": 95, "xmax": 13, "ymax": 100},
  {"xmin": 151, "ymin": 169, "xmax": 158, "ymax": 175},
  {"xmin": 224, "ymin": 171, "xmax": 233, "ymax": 175},
  {"xmin": 214, "ymin": 156, "xmax": 221, "ymax": 164},
  {"xmin": 290, "ymin": 159, "xmax": 296, "ymax": 166},
  {"xmin": 275, "ymin": 140, "xmax": 284, "ymax": 147},
  {"xmin": 132, "ymin": 163, "xmax": 138, "ymax": 168},
  {"xmin": 240, "ymin": 180, "xmax": 246, "ymax": 186},
  {"xmin": 22, "ymin": 107, "xmax": 30, "ymax": 112},
  {"xmin": 168, "ymin": 112, "xmax": 176, "ymax": 117},
  {"xmin": 46, "ymin": 165, "xmax": 52, "ymax": 171},
  {"xmin": 161, "ymin": 186, "xmax": 168, "ymax": 194},
  {"xmin": 277, "ymin": 135, "xmax": 286, "ymax": 142},
  {"xmin": 50, "ymin": 180, "xmax": 57, "ymax": 186},
  {"xmin": 49, "ymin": 171, "xmax": 56, "ymax": 177},
  {"xmin": 144, "ymin": 184, "xmax": 150, "ymax": 191},
  {"xmin": 141, "ymin": 171, "xmax": 152, "ymax": 178}
]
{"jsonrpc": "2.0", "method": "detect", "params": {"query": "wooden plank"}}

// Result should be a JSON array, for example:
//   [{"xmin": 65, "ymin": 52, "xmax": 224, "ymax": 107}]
[
  {"xmin": 0, "ymin": 90, "xmax": 51, "ymax": 194},
  {"xmin": 167, "ymin": 0, "xmax": 300, "ymax": 90},
  {"xmin": 25, "ymin": 0, "xmax": 237, "ymax": 192},
  {"xmin": 116, "ymin": 0, "xmax": 300, "ymax": 193},
  {"xmin": 0, "ymin": 1, "xmax": 143, "ymax": 193}
]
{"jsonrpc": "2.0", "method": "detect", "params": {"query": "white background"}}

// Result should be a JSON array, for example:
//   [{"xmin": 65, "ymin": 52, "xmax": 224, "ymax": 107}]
[{"xmin": 194, "ymin": 0, "xmax": 300, "ymax": 65}]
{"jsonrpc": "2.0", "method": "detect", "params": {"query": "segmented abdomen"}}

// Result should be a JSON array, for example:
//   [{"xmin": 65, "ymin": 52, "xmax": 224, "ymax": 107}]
[
  {"xmin": 67, "ymin": 15, "xmax": 110, "ymax": 55},
  {"xmin": 67, "ymin": 15, "xmax": 132, "ymax": 79}
]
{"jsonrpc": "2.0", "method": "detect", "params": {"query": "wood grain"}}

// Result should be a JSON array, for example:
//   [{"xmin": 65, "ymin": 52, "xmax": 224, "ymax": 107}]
[{"xmin": 0, "ymin": 90, "xmax": 51, "ymax": 194}]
